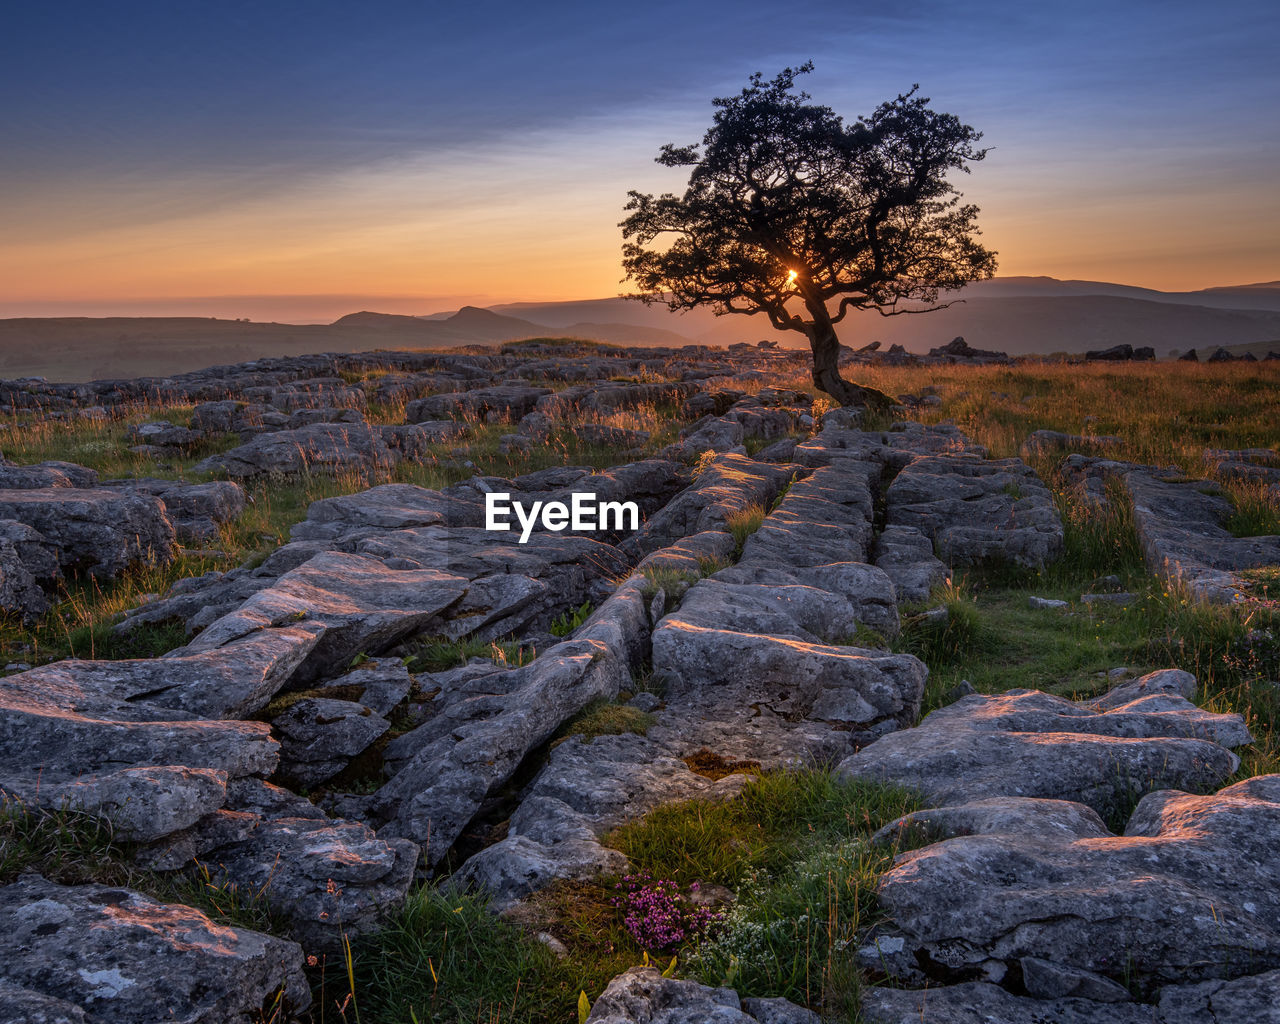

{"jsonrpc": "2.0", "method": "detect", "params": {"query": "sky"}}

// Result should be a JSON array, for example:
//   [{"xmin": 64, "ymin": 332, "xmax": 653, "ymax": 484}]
[{"xmin": 2, "ymin": 0, "xmax": 1278, "ymax": 321}]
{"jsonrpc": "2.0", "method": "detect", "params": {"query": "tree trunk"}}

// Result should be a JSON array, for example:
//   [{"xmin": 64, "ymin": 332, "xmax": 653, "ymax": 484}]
[{"xmin": 805, "ymin": 321, "xmax": 894, "ymax": 409}]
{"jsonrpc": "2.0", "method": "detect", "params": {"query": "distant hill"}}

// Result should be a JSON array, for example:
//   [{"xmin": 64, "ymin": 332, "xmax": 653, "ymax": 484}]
[
  {"xmin": 828, "ymin": 296, "xmax": 1280, "ymax": 356},
  {"xmin": 6, "ymin": 277, "xmax": 1280, "ymax": 381},
  {"xmin": 935, "ymin": 277, "xmax": 1280, "ymax": 311},
  {"xmin": 0, "ymin": 308, "xmax": 570, "ymax": 381},
  {"xmin": 483, "ymin": 286, "xmax": 1280, "ymax": 355}
]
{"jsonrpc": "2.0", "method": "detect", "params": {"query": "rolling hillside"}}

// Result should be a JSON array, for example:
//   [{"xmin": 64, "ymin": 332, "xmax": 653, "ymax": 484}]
[{"xmin": 4, "ymin": 278, "xmax": 1280, "ymax": 381}]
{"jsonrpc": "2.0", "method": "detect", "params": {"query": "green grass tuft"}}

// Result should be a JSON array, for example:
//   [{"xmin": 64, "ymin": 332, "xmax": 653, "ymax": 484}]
[
  {"xmin": 401, "ymin": 636, "xmax": 533, "ymax": 674},
  {"xmin": 725, "ymin": 503, "xmax": 766, "ymax": 553},
  {"xmin": 321, "ymin": 885, "xmax": 591, "ymax": 1024},
  {"xmin": 550, "ymin": 601, "xmax": 594, "ymax": 638},
  {"xmin": 1223, "ymin": 480, "xmax": 1280, "ymax": 538},
  {"xmin": 895, "ymin": 580, "xmax": 995, "ymax": 669},
  {"xmin": 608, "ymin": 770, "xmax": 919, "ymax": 1014},
  {"xmin": 609, "ymin": 769, "xmax": 918, "ymax": 891},
  {"xmin": 555, "ymin": 699, "xmax": 656, "ymax": 744},
  {"xmin": 0, "ymin": 798, "xmax": 131, "ymax": 887}
]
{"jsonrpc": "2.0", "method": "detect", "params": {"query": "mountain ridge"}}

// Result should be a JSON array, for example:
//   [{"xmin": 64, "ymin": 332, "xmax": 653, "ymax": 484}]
[{"xmin": 3, "ymin": 277, "xmax": 1279, "ymax": 380}]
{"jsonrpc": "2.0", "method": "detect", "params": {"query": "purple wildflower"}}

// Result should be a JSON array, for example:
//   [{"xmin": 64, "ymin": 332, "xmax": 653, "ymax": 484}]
[{"xmin": 611, "ymin": 873, "xmax": 723, "ymax": 951}]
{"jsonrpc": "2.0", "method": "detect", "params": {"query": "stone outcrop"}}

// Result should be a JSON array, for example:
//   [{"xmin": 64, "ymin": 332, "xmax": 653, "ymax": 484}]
[
  {"xmin": 0, "ymin": 653, "xmax": 281, "ymax": 799},
  {"xmin": 885, "ymin": 454, "xmax": 1064, "ymax": 567},
  {"xmin": 463, "ymin": 450, "xmax": 926, "ymax": 909},
  {"xmin": 2, "ymin": 336, "xmax": 1275, "ymax": 1020},
  {"xmin": 0, "ymin": 519, "xmax": 59, "ymax": 623},
  {"xmin": 862, "ymin": 982, "xmax": 1153, "ymax": 1023},
  {"xmin": 1126, "ymin": 469, "xmax": 1280, "ymax": 602},
  {"xmin": 98, "ymin": 477, "xmax": 244, "ymax": 544},
  {"xmin": 872, "ymin": 524, "xmax": 948, "ymax": 604},
  {"xmin": 622, "ymin": 452, "xmax": 798, "ymax": 557},
  {"xmin": 193, "ymin": 421, "xmax": 398, "ymax": 479},
  {"xmin": 927, "ymin": 336, "xmax": 1010, "ymax": 362},
  {"xmin": 373, "ymin": 578, "xmax": 645, "ymax": 866},
  {"xmin": 0, "ymin": 458, "xmax": 98, "ymax": 489},
  {"xmin": 587, "ymin": 967, "xmax": 819, "ymax": 1024},
  {"xmin": 0, "ymin": 876, "xmax": 309, "ymax": 1023},
  {"xmin": 873, "ymin": 775, "xmax": 1280, "ymax": 995},
  {"xmin": 0, "ymin": 488, "xmax": 175, "ymax": 577},
  {"xmin": 138, "ymin": 778, "xmax": 418, "ymax": 948},
  {"xmin": 272, "ymin": 697, "xmax": 391, "ymax": 787},
  {"xmin": 838, "ymin": 673, "xmax": 1249, "ymax": 819},
  {"xmin": 178, "ymin": 552, "xmax": 470, "ymax": 684},
  {"xmin": 406, "ymin": 384, "xmax": 552, "ymax": 423}
]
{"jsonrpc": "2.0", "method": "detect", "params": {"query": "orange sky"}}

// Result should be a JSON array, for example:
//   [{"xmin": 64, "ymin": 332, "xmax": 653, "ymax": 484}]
[
  {"xmin": 3, "ymin": 147, "xmax": 1275, "ymax": 323},
  {"xmin": 4, "ymin": 2, "xmax": 1277, "ymax": 321}
]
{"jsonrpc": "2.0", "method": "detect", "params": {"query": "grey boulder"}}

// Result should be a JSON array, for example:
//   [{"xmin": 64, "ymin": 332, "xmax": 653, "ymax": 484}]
[
  {"xmin": 193, "ymin": 422, "xmax": 397, "ymax": 479},
  {"xmin": 653, "ymin": 618, "xmax": 926, "ymax": 739},
  {"xmin": 101, "ymin": 478, "xmax": 245, "ymax": 544},
  {"xmin": 272, "ymin": 697, "xmax": 390, "ymax": 788},
  {"xmin": 0, "ymin": 488, "xmax": 175, "ymax": 578},
  {"xmin": 886, "ymin": 454, "xmax": 1063, "ymax": 568},
  {"xmin": 0, "ymin": 520, "xmax": 58, "ymax": 623},
  {"xmin": 875, "ymin": 776, "xmax": 1280, "ymax": 992},
  {"xmin": 860, "ymin": 982, "xmax": 1153, "ymax": 1024},
  {"xmin": 587, "ymin": 966, "xmax": 818, "ymax": 1024},
  {"xmin": 0, "ymin": 458, "xmax": 98, "ymax": 489},
  {"xmin": 838, "ymin": 678, "xmax": 1249, "ymax": 819},
  {"xmin": 0, "ymin": 875, "xmax": 309, "ymax": 1023},
  {"xmin": 180, "ymin": 551, "xmax": 469, "ymax": 684}
]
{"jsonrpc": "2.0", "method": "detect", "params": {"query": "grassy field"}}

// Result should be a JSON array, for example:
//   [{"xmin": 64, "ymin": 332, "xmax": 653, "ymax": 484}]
[{"xmin": 0, "ymin": 354, "xmax": 1277, "ymax": 1021}]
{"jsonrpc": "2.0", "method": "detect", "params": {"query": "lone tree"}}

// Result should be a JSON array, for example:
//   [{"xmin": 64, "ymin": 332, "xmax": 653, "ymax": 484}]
[{"xmin": 621, "ymin": 63, "xmax": 998, "ymax": 407}]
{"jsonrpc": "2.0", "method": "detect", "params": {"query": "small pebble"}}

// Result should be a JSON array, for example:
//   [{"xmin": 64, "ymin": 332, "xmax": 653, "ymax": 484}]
[
  {"xmin": 1029, "ymin": 596, "xmax": 1069, "ymax": 610},
  {"xmin": 947, "ymin": 679, "xmax": 977, "ymax": 701},
  {"xmin": 628, "ymin": 692, "xmax": 661, "ymax": 713},
  {"xmin": 536, "ymin": 932, "xmax": 568, "ymax": 958}
]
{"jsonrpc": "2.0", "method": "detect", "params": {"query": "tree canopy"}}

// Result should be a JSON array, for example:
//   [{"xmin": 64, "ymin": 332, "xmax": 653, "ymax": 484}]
[{"xmin": 620, "ymin": 63, "xmax": 998, "ymax": 406}]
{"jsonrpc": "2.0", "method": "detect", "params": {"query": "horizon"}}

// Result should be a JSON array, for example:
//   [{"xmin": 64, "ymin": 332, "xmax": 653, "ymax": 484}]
[
  {"xmin": 5, "ymin": 273, "xmax": 1280, "ymax": 326},
  {"xmin": 3, "ymin": 1, "xmax": 1278, "ymax": 323}
]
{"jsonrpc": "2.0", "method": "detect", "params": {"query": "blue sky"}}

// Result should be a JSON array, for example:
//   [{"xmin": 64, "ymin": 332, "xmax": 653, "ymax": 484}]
[{"xmin": 3, "ymin": 0, "xmax": 1277, "ymax": 318}]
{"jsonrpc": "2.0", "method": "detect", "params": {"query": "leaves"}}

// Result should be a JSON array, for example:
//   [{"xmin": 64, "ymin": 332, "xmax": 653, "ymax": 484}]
[{"xmin": 620, "ymin": 63, "xmax": 997, "ymax": 332}]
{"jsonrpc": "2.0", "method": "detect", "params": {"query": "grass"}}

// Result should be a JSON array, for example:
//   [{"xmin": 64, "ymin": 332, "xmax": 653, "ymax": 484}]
[
  {"xmin": 550, "ymin": 600, "xmax": 594, "ymax": 638},
  {"xmin": 608, "ymin": 770, "xmax": 921, "ymax": 1015},
  {"xmin": 609, "ymin": 770, "xmax": 916, "ymax": 889},
  {"xmin": 0, "ymin": 797, "xmax": 285, "ymax": 934},
  {"xmin": 1, "ymin": 555, "xmax": 233, "ymax": 665},
  {"xmin": 639, "ymin": 566, "xmax": 700, "ymax": 607},
  {"xmin": 1222, "ymin": 479, "xmax": 1280, "ymax": 538},
  {"xmin": 554, "ymin": 698, "xmax": 656, "ymax": 744},
  {"xmin": 894, "ymin": 579, "xmax": 994, "ymax": 670},
  {"xmin": 61, "ymin": 618, "xmax": 190, "ymax": 661},
  {"xmin": 315, "ymin": 884, "xmax": 606, "ymax": 1024},
  {"xmin": 401, "ymin": 636, "xmax": 534, "ymax": 674},
  {"xmin": 0, "ymin": 797, "xmax": 131, "ymax": 888},
  {"xmin": 725, "ymin": 502, "xmax": 766, "ymax": 553}
]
